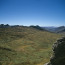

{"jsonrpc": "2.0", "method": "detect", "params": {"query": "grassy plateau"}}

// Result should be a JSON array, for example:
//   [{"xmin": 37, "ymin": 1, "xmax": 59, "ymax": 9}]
[{"xmin": 0, "ymin": 26, "xmax": 62, "ymax": 65}]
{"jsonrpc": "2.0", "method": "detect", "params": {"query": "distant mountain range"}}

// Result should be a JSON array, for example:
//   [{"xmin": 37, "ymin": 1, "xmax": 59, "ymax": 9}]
[
  {"xmin": 0, "ymin": 24, "xmax": 65, "ymax": 33},
  {"xmin": 42, "ymin": 26, "xmax": 65, "ymax": 33},
  {"xmin": 42, "ymin": 26, "xmax": 57, "ymax": 32},
  {"xmin": 55, "ymin": 26, "xmax": 65, "ymax": 33}
]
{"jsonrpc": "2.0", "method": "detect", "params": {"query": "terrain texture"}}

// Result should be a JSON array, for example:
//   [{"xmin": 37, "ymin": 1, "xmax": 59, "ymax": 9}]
[{"xmin": 0, "ymin": 26, "xmax": 62, "ymax": 65}]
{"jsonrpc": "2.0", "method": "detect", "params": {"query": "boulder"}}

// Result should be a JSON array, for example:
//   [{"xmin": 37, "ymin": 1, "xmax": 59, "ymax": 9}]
[{"xmin": 46, "ymin": 37, "xmax": 65, "ymax": 65}]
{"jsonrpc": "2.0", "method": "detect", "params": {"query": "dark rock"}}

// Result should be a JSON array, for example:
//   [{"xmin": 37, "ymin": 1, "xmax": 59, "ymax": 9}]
[{"xmin": 46, "ymin": 37, "xmax": 65, "ymax": 65}]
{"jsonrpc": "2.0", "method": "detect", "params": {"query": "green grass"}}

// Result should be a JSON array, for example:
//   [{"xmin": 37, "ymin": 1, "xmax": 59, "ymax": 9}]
[{"xmin": 0, "ymin": 27, "xmax": 62, "ymax": 65}]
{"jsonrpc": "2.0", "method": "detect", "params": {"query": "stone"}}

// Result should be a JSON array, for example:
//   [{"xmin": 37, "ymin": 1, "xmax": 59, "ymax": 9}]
[{"xmin": 45, "ymin": 37, "xmax": 65, "ymax": 65}]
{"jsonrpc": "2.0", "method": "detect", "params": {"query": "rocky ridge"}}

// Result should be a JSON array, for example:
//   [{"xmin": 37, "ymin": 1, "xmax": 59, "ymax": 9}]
[{"xmin": 45, "ymin": 37, "xmax": 65, "ymax": 65}]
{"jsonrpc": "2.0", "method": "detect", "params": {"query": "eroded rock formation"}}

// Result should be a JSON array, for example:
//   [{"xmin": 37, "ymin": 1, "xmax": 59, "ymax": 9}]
[{"xmin": 47, "ymin": 37, "xmax": 65, "ymax": 65}]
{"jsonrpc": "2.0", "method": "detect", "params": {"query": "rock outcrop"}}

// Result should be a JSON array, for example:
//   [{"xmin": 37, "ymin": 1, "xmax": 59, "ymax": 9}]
[{"xmin": 47, "ymin": 37, "xmax": 65, "ymax": 65}]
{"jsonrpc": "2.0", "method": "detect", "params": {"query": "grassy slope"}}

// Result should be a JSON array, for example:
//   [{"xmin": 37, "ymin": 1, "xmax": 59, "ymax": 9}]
[{"xmin": 0, "ymin": 27, "xmax": 62, "ymax": 65}]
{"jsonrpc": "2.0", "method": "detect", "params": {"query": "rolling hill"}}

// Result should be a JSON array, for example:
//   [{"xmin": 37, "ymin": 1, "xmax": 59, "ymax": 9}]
[{"xmin": 0, "ymin": 26, "xmax": 62, "ymax": 65}]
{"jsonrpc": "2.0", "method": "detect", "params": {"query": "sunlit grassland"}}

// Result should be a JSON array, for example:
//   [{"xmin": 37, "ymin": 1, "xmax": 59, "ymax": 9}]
[{"xmin": 0, "ymin": 27, "xmax": 62, "ymax": 65}]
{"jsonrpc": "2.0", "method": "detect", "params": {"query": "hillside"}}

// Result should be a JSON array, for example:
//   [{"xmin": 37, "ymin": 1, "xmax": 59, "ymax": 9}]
[
  {"xmin": 30, "ymin": 25, "xmax": 47, "ymax": 31},
  {"xmin": 0, "ymin": 26, "xmax": 62, "ymax": 65}
]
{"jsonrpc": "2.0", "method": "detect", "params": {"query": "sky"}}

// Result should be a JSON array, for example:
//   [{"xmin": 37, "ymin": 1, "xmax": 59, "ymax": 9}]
[{"xmin": 0, "ymin": 0, "xmax": 65, "ymax": 26}]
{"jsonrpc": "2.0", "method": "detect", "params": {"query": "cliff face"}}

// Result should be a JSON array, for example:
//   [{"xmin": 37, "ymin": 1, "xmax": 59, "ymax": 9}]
[{"xmin": 48, "ymin": 37, "xmax": 65, "ymax": 65}]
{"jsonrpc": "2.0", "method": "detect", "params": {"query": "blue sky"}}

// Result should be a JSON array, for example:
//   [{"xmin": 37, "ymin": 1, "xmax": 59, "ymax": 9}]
[{"xmin": 0, "ymin": 0, "xmax": 65, "ymax": 26}]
